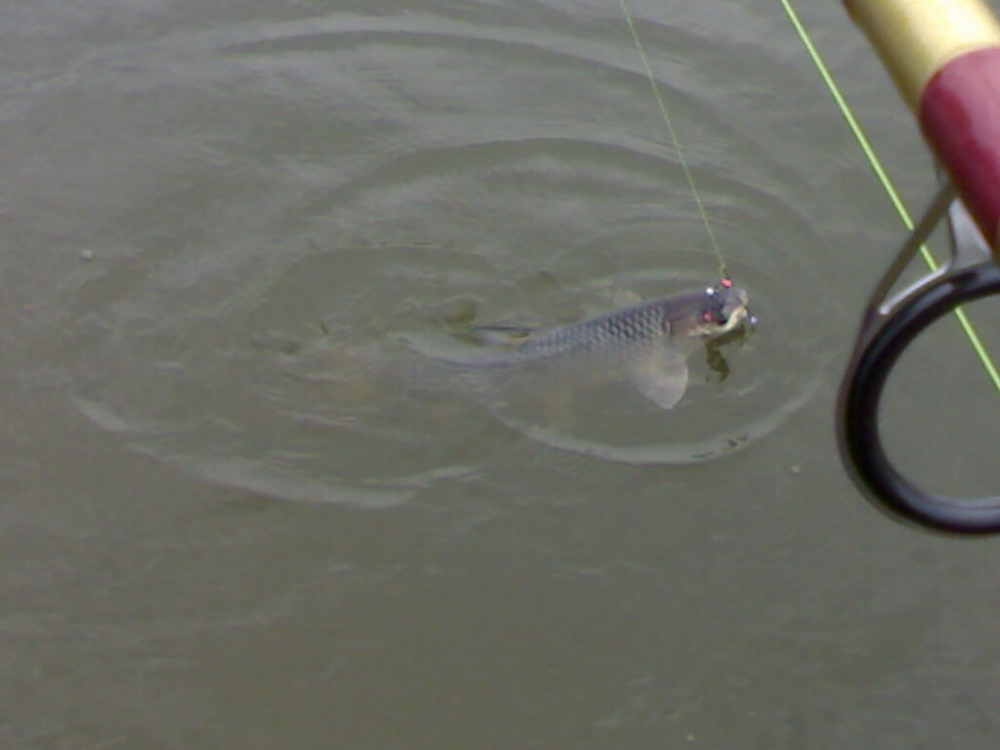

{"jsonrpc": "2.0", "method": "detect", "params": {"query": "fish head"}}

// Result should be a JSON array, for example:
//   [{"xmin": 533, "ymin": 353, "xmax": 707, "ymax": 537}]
[{"xmin": 669, "ymin": 281, "xmax": 753, "ymax": 340}]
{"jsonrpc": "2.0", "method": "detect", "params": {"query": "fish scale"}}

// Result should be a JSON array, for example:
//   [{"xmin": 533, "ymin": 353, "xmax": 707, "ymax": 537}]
[{"xmin": 440, "ymin": 285, "xmax": 751, "ymax": 369}]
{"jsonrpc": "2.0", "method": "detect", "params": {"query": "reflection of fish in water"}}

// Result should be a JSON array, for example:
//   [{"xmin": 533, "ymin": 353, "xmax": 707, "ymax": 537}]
[{"xmin": 412, "ymin": 280, "xmax": 754, "ymax": 410}]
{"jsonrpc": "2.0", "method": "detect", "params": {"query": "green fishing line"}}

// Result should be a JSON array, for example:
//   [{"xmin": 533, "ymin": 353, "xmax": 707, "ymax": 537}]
[{"xmin": 618, "ymin": 0, "xmax": 729, "ymax": 280}]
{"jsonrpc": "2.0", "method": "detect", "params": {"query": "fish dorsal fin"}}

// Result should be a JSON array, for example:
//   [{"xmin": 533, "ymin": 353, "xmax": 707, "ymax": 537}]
[{"xmin": 628, "ymin": 345, "xmax": 689, "ymax": 410}]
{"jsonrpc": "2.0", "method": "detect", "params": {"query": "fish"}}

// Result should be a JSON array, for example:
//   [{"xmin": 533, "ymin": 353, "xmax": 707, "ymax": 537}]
[{"xmin": 409, "ymin": 280, "xmax": 753, "ymax": 411}]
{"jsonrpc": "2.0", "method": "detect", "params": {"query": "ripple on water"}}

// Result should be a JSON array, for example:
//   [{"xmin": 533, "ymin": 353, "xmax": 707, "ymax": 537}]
[{"xmin": 62, "ymin": 7, "xmax": 837, "ymax": 503}]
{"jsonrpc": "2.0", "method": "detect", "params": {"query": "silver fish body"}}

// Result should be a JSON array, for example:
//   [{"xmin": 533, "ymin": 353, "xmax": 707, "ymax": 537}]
[
  {"xmin": 410, "ymin": 283, "xmax": 752, "ymax": 411},
  {"xmin": 442, "ymin": 284, "xmax": 749, "ymax": 366}
]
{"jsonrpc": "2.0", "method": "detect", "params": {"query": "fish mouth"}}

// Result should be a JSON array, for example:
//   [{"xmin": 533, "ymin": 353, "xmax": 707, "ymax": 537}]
[
  {"xmin": 737, "ymin": 290, "xmax": 759, "ymax": 331},
  {"xmin": 717, "ymin": 306, "xmax": 750, "ymax": 335},
  {"xmin": 714, "ymin": 288, "xmax": 754, "ymax": 335}
]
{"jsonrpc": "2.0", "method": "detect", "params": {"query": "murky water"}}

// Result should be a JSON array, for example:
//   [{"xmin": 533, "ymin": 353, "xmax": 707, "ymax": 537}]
[{"xmin": 4, "ymin": 0, "xmax": 1000, "ymax": 747}]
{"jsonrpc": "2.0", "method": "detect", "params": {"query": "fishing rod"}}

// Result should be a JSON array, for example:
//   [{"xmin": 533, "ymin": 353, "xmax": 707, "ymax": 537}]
[{"xmin": 834, "ymin": 0, "xmax": 1000, "ymax": 533}]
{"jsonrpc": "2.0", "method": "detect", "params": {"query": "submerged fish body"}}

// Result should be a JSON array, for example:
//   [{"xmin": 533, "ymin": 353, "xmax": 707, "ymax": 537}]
[
  {"xmin": 458, "ymin": 284, "xmax": 749, "ymax": 366},
  {"xmin": 413, "ymin": 282, "xmax": 752, "ymax": 411}
]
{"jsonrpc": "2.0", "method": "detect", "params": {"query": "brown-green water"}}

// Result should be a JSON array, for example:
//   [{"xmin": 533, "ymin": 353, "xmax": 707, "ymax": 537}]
[{"xmin": 3, "ymin": 1, "xmax": 1000, "ymax": 747}]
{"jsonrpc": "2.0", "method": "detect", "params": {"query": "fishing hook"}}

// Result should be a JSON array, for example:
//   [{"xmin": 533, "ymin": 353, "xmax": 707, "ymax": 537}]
[{"xmin": 838, "ymin": 178, "xmax": 1000, "ymax": 534}]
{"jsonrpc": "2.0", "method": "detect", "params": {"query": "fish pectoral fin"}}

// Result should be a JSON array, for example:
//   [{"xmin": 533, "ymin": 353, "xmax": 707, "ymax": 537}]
[{"xmin": 628, "ymin": 348, "xmax": 689, "ymax": 410}]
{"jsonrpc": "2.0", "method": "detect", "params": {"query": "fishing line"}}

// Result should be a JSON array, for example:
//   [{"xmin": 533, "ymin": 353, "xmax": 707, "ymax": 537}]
[
  {"xmin": 617, "ymin": 0, "xmax": 729, "ymax": 280},
  {"xmin": 778, "ymin": 0, "xmax": 1000, "ymax": 395}
]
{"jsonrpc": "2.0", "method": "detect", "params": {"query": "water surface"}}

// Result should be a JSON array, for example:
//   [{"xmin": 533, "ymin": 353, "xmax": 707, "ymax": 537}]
[{"xmin": 3, "ymin": 0, "xmax": 1000, "ymax": 747}]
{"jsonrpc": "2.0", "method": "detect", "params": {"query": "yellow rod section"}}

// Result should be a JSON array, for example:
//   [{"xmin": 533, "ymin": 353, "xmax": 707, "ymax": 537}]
[{"xmin": 844, "ymin": 0, "xmax": 1000, "ymax": 109}]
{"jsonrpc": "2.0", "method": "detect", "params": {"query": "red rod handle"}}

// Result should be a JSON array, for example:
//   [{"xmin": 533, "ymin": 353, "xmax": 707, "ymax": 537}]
[{"xmin": 845, "ymin": 0, "xmax": 1000, "ymax": 251}]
